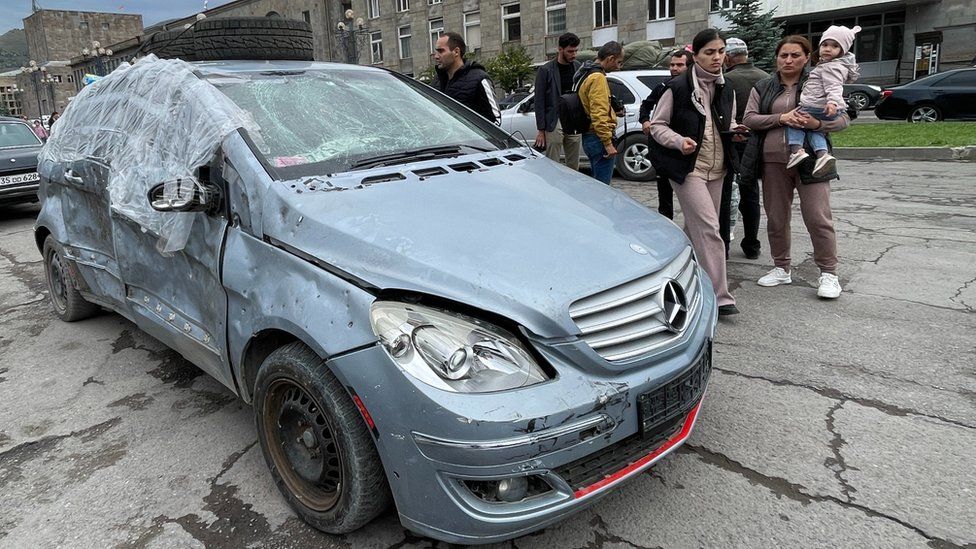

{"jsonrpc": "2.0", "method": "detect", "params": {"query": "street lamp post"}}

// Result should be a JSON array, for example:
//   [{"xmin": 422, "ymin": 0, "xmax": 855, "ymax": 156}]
[
  {"xmin": 81, "ymin": 41, "xmax": 114, "ymax": 77},
  {"xmin": 333, "ymin": 10, "xmax": 371, "ymax": 64},
  {"xmin": 20, "ymin": 60, "xmax": 44, "ymax": 118},
  {"xmin": 10, "ymin": 86, "xmax": 23, "ymax": 117}
]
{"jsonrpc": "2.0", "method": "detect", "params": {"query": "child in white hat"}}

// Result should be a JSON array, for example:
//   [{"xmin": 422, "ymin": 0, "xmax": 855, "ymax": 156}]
[{"xmin": 786, "ymin": 25, "xmax": 861, "ymax": 177}]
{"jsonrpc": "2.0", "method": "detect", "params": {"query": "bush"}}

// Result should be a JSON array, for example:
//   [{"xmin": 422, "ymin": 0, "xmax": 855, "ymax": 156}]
[{"xmin": 484, "ymin": 45, "xmax": 534, "ymax": 93}]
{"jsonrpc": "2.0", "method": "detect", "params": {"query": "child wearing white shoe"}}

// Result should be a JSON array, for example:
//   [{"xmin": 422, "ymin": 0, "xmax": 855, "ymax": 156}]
[{"xmin": 785, "ymin": 25, "xmax": 861, "ymax": 178}]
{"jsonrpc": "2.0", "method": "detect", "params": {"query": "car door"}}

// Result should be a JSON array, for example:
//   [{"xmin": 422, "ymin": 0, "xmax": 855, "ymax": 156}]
[
  {"xmin": 607, "ymin": 77, "xmax": 639, "ymax": 139},
  {"xmin": 110, "ymin": 154, "xmax": 232, "ymax": 388},
  {"xmin": 932, "ymin": 70, "xmax": 976, "ymax": 119}
]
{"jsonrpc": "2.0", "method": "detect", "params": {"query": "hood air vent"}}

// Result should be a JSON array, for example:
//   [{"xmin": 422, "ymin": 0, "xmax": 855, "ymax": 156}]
[{"xmin": 412, "ymin": 166, "xmax": 449, "ymax": 178}]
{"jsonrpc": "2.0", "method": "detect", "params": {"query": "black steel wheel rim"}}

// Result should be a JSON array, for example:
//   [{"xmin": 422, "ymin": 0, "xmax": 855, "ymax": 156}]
[
  {"xmin": 47, "ymin": 250, "xmax": 68, "ymax": 313},
  {"xmin": 263, "ymin": 377, "xmax": 343, "ymax": 511}
]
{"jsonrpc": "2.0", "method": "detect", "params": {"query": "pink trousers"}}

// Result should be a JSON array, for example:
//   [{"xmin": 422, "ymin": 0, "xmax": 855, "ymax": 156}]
[{"xmin": 671, "ymin": 174, "xmax": 735, "ymax": 306}]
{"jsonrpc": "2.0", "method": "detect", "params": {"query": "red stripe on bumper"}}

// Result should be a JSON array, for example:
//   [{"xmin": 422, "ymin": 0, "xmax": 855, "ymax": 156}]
[{"xmin": 573, "ymin": 400, "xmax": 702, "ymax": 499}]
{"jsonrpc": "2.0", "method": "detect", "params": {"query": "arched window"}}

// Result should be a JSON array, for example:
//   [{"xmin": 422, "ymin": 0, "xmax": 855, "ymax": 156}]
[{"xmin": 265, "ymin": 11, "xmax": 281, "ymax": 17}]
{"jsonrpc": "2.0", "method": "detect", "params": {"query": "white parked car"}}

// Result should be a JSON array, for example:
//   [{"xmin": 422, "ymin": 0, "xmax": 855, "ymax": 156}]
[{"xmin": 500, "ymin": 69, "xmax": 671, "ymax": 181}]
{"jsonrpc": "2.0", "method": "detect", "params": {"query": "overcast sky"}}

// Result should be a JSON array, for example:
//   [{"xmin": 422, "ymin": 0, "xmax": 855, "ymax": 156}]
[{"xmin": 2, "ymin": 0, "xmax": 235, "ymax": 35}]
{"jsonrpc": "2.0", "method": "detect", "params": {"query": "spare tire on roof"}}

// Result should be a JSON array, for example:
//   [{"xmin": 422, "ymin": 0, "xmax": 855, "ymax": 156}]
[
  {"xmin": 191, "ymin": 17, "xmax": 314, "ymax": 61},
  {"xmin": 143, "ymin": 29, "xmax": 198, "ymax": 61}
]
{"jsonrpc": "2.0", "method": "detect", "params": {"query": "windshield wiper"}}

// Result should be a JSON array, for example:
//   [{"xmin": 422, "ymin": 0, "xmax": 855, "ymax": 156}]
[{"xmin": 350, "ymin": 144, "xmax": 492, "ymax": 170}]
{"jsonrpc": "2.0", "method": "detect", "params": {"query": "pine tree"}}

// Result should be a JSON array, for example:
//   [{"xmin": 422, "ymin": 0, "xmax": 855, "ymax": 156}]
[{"xmin": 722, "ymin": 0, "xmax": 785, "ymax": 72}]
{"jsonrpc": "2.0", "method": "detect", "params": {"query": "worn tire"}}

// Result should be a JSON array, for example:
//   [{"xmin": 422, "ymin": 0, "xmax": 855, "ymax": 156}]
[
  {"xmin": 42, "ymin": 236, "xmax": 100, "ymax": 322},
  {"xmin": 192, "ymin": 17, "xmax": 314, "ymax": 61},
  {"xmin": 616, "ymin": 134, "xmax": 656, "ymax": 182},
  {"xmin": 143, "ymin": 29, "xmax": 198, "ymax": 61},
  {"xmin": 254, "ymin": 342, "xmax": 391, "ymax": 534}
]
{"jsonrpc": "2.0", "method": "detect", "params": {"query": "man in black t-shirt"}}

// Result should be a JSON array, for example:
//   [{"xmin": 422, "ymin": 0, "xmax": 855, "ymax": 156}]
[{"xmin": 533, "ymin": 33, "xmax": 582, "ymax": 169}]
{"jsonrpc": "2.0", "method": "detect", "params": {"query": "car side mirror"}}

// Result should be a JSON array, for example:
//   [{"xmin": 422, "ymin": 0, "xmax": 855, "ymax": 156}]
[
  {"xmin": 519, "ymin": 101, "xmax": 533, "ymax": 114},
  {"xmin": 147, "ymin": 178, "xmax": 216, "ymax": 213}
]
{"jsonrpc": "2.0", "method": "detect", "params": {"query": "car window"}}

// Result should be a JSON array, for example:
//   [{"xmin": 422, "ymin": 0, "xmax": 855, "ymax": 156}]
[
  {"xmin": 0, "ymin": 122, "xmax": 42, "ymax": 148},
  {"xmin": 518, "ymin": 96, "xmax": 535, "ymax": 113},
  {"xmin": 211, "ymin": 69, "xmax": 513, "ymax": 178},
  {"xmin": 607, "ymin": 79, "xmax": 636, "ymax": 105},
  {"xmin": 636, "ymin": 75, "xmax": 669, "ymax": 90},
  {"xmin": 936, "ymin": 71, "xmax": 976, "ymax": 87}
]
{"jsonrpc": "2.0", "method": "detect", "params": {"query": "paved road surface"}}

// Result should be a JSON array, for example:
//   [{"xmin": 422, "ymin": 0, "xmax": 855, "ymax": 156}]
[{"xmin": 1, "ymin": 160, "xmax": 974, "ymax": 548}]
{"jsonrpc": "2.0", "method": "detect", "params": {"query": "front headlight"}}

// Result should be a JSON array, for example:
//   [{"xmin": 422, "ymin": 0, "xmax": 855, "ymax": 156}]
[{"xmin": 369, "ymin": 301, "xmax": 548, "ymax": 393}]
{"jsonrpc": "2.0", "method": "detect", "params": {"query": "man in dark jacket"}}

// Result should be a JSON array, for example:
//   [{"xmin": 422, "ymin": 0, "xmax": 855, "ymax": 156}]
[
  {"xmin": 533, "ymin": 33, "xmax": 582, "ymax": 169},
  {"xmin": 720, "ymin": 38, "xmax": 769, "ymax": 259},
  {"xmin": 638, "ymin": 49, "xmax": 692, "ymax": 219},
  {"xmin": 432, "ymin": 32, "xmax": 500, "ymax": 124}
]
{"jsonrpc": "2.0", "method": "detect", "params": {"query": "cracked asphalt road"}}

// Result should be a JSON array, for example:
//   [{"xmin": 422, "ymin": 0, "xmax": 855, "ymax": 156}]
[{"xmin": 1, "ymin": 160, "xmax": 974, "ymax": 548}]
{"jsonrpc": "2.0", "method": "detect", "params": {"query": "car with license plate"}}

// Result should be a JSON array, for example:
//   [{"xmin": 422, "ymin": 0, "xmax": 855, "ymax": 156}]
[
  {"xmin": 0, "ymin": 117, "xmax": 43, "ymax": 206},
  {"xmin": 500, "ymin": 69, "xmax": 670, "ymax": 181},
  {"xmin": 875, "ymin": 68, "xmax": 976, "ymax": 122},
  {"xmin": 35, "ymin": 54, "xmax": 715, "ymax": 544}
]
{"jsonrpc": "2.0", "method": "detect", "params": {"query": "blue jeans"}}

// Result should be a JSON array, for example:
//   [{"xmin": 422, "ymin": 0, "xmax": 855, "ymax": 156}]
[
  {"xmin": 787, "ymin": 106, "xmax": 841, "ymax": 153},
  {"xmin": 582, "ymin": 132, "xmax": 615, "ymax": 184}
]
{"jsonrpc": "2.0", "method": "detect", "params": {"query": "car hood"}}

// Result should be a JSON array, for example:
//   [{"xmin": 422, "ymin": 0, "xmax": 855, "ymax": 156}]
[
  {"xmin": 0, "ymin": 145, "xmax": 41, "ymax": 173},
  {"xmin": 263, "ymin": 154, "xmax": 690, "ymax": 338}
]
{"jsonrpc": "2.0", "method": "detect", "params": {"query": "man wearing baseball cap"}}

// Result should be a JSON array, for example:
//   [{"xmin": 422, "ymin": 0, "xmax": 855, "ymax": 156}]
[{"xmin": 720, "ymin": 37, "xmax": 769, "ymax": 260}]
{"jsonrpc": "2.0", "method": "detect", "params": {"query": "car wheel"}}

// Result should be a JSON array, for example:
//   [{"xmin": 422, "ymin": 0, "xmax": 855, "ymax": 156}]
[
  {"xmin": 908, "ymin": 105, "xmax": 941, "ymax": 123},
  {"xmin": 42, "ymin": 236, "xmax": 100, "ymax": 322},
  {"xmin": 192, "ymin": 17, "xmax": 314, "ymax": 61},
  {"xmin": 254, "ymin": 342, "xmax": 391, "ymax": 534},
  {"xmin": 848, "ymin": 91, "xmax": 870, "ymax": 111},
  {"xmin": 616, "ymin": 134, "xmax": 656, "ymax": 182}
]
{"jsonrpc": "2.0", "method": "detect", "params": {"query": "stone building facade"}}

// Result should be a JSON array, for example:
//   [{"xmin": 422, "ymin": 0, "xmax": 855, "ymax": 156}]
[
  {"xmin": 0, "ymin": 70, "xmax": 24, "ymax": 118},
  {"xmin": 18, "ymin": 9, "xmax": 143, "ymax": 117},
  {"xmin": 356, "ymin": 0, "xmax": 975, "ymax": 84}
]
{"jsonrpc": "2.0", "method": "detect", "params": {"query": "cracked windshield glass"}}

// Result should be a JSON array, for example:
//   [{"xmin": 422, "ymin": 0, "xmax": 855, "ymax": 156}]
[{"xmin": 211, "ymin": 69, "xmax": 506, "ymax": 178}]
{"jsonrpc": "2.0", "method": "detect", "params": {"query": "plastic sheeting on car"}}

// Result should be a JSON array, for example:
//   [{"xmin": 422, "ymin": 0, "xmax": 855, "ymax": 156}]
[{"xmin": 39, "ymin": 54, "xmax": 256, "ymax": 253}]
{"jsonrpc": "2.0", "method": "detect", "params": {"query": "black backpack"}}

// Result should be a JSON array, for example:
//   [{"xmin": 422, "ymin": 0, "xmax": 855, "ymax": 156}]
[{"xmin": 558, "ymin": 66, "xmax": 603, "ymax": 134}]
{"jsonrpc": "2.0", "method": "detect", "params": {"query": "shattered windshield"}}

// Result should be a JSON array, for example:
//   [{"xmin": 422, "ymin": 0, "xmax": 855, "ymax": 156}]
[{"xmin": 211, "ymin": 69, "xmax": 513, "ymax": 178}]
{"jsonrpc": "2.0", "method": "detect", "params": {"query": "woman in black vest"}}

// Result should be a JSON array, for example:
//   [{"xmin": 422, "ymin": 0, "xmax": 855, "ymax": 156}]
[
  {"xmin": 740, "ymin": 36, "xmax": 850, "ymax": 300},
  {"xmin": 648, "ymin": 29, "xmax": 744, "ymax": 316}
]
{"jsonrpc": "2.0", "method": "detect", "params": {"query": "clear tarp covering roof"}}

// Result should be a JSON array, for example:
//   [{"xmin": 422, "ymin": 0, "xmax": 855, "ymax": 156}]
[{"xmin": 40, "ymin": 54, "xmax": 255, "ymax": 252}]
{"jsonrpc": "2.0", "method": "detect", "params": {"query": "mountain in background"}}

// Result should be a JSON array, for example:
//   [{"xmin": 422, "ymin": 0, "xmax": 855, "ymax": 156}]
[{"xmin": 0, "ymin": 29, "xmax": 29, "ymax": 72}]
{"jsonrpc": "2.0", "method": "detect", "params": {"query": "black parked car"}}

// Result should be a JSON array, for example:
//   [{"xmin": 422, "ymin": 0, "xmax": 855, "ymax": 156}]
[
  {"xmin": 843, "ymin": 84, "xmax": 882, "ymax": 110},
  {"xmin": 0, "ymin": 117, "xmax": 43, "ymax": 205},
  {"xmin": 875, "ymin": 68, "xmax": 976, "ymax": 122}
]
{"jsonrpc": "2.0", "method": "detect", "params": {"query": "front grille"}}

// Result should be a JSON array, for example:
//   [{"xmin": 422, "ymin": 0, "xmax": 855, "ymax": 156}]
[
  {"xmin": 569, "ymin": 247, "xmax": 701, "ymax": 362},
  {"xmin": 554, "ymin": 347, "xmax": 710, "ymax": 492}
]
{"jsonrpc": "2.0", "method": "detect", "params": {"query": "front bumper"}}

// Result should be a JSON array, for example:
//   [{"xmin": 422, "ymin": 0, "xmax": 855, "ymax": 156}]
[{"xmin": 326, "ymin": 278, "xmax": 716, "ymax": 544}]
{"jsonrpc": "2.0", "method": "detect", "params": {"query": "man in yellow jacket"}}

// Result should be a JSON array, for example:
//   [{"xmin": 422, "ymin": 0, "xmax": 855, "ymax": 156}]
[{"xmin": 577, "ymin": 41, "xmax": 624, "ymax": 184}]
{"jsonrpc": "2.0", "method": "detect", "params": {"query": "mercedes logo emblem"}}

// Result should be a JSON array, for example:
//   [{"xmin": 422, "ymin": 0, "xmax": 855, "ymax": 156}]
[
  {"xmin": 630, "ymin": 243, "xmax": 648, "ymax": 255},
  {"xmin": 658, "ymin": 279, "xmax": 688, "ymax": 332}
]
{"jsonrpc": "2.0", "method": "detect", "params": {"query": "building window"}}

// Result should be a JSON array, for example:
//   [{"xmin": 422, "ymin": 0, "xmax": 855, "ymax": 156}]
[
  {"xmin": 265, "ymin": 11, "xmax": 281, "ymax": 17},
  {"xmin": 649, "ymin": 0, "xmax": 674, "ymax": 20},
  {"xmin": 51, "ymin": 75, "xmax": 63, "ymax": 83},
  {"xmin": 399, "ymin": 26, "xmax": 412, "ymax": 59},
  {"xmin": 710, "ymin": 0, "xmax": 735, "ymax": 11},
  {"xmin": 79, "ymin": 21, "xmax": 89, "ymax": 30},
  {"xmin": 370, "ymin": 32, "xmax": 384, "ymax": 63},
  {"xmin": 368, "ymin": 0, "xmax": 381, "ymax": 19},
  {"xmin": 594, "ymin": 0, "xmax": 616, "ymax": 28},
  {"xmin": 302, "ymin": 10, "xmax": 311, "ymax": 23},
  {"xmin": 546, "ymin": 0, "xmax": 566, "ymax": 35},
  {"xmin": 67, "ymin": 74, "xmax": 74, "ymax": 83},
  {"xmin": 464, "ymin": 12, "xmax": 482, "ymax": 49},
  {"xmin": 429, "ymin": 18, "xmax": 444, "ymax": 52},
  {"xmin": 101, "ymin": 22, "xmax": 110, "ymax": 30},
  {"xmin": 501, "ymin": 3, "xmax": 521, "ymax": 42},
  {"xmin": 428, "ymin": 0, "xmax": 442, "ymax": 5},
  {"xmin": 397, "ymin": 0, "xmax": 410, "ymax": 12}
]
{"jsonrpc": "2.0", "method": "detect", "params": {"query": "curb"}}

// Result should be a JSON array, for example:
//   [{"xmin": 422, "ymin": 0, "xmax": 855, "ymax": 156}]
[{"xmin": 835, "ymin": 146, "xmax": 976, "ymax": 162}]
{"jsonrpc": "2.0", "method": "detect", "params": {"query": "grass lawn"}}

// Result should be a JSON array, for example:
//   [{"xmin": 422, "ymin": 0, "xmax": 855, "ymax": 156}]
[{"xmin": 833, "ymin": 122, "xmax": 976, "ymax": 147}]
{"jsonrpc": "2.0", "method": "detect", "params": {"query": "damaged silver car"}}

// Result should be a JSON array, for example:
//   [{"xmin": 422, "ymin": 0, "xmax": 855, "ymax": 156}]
[{"xmin": 35, "ymin": 55, "xmax": 716, "ymax": 544}]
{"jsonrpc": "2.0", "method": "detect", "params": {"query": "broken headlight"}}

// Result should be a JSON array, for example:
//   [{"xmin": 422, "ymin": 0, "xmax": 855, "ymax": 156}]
[{"xmin": 369, "ymin": 301, "xmax": 548, "ymax": 393}]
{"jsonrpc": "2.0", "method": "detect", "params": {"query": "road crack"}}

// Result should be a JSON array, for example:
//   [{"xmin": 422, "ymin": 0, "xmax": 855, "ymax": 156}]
[
  {"xmin": 949, "ymin": 275, "xmax": 976, "ymax": 313},
  {"xmin": 713, "ymin": 367, "xmax": 975, "ymax": 430},
  {"xmin": 683, "ymin": 444, "xmax": 965, "ymax": 548},
  {"xmin": 824, "ymin": 401, "xmax": 858, "ymax": 502}
]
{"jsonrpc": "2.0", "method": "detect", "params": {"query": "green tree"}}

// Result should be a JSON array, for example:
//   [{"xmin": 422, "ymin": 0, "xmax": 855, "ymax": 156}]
[
  {"xmin": 722, "ymin": 0, "xmax": 785, "ymax": 72},
  {"xmin": 0, "ymin": 105, "xmax": 10, "ymax": 117},
  {"xmin": 484, "ymin": 45, "xmax": 533, "ymax": 93}
]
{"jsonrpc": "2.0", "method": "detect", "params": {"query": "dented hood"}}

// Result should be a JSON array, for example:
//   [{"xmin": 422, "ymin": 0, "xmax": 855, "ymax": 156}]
[{"xmin": 265, "ymin": 155, "xmax": 690, "ymax": 337}]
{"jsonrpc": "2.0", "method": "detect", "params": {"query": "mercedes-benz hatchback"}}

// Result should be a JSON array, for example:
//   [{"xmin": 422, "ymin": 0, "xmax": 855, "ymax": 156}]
[{"xmin": 35, "ymin": 55, "xmax": 715, "ymax": 544}]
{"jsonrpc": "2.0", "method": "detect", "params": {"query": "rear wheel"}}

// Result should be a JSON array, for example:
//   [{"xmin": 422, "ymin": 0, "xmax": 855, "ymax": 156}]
[
  {"xmin": 848, "ymin": 91, "xmax": 870, "ymax": 111},
  {"xmin": 42, "ymin": 236, "xmax": 100, "ymax": 322},
  {"xmin": 908, "ymin": 104, "xmax": 941, "ymax": 123},
  {"xmin": 616, "ymin": 134, "xmax": 656, "ymax": 182},
  {"xmin": 254, "ymin": 342, "xmax": 390, "ymax": 534}
]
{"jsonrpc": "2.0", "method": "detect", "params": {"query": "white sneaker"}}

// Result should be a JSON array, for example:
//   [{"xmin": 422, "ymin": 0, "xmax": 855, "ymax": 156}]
[
  {"xmin": 812, "ymin": 153, "xmax": 836, "ymax": 177},
  {"xmin": 758, "ymin": 267, "xmax": 792, "ymax": 287},
  {"xmin": 817, "ymin": 273, "xmax": 842, "ymax": 299},
  {"xmin": 786, "ymin": 149, "xmax": 809, "ymax": 169}
]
